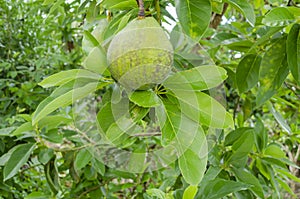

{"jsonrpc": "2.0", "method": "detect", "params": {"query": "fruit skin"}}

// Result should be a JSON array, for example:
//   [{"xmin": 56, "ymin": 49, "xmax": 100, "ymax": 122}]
[{"xmin": 107, "ymin": 17, "xmax": 173, "ymax": 90}]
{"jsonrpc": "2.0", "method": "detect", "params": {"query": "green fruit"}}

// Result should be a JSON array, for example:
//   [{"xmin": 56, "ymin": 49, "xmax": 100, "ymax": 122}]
[{"xmin": 107, "ymin": 17, "xmax": 173, "ymax": 90}]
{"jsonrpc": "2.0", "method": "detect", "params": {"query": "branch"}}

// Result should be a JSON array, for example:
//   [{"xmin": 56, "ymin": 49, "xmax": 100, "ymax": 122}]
[{"xmin": 210, "ymin": 3, "xmax": 228, "ymax": 29}]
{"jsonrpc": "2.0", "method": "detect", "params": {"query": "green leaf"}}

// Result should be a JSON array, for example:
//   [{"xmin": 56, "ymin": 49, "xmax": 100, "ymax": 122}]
[
  {"xmin": 102, "ymin": 0, "xmax": 137, "ymax": 10},
  {"xmin": 74, "ymin": 148, "xmax": 93, "ymax": 171},
  {"xmin": 275, "ymin": 168, "xmax": 300, "ymax": 183},
  {"xmin": 232, "ymin": 168, "xmax": 264, "ymax": 198},
  {"xmin": 257, "ymin": 37, "xmax": 288, "ymax": 106},
  {"xmin": 4, "ymin": 143, "xmax": 35, "ymax": 181},
  {"xmin": 226, "ymin": 128, "xmax": 255, "ymax": 167},
  {"xmin": 42, "ymin": 0, "xmax": 55, "ymax": 5},
  {"xmin": 83, "ymin": 46, "xmax": 108, "ymax": 75},
  {"xmin": 175, "ymin": 0, "xmax": 211, "ymax": 39},
  {"xmin": 92, "ymin": 158, "xmax": 106, "ymax": 176},
  {"xmin": 33, "ymin": 80, "xmax": 108, "ymax": 125},
  {"xmin": 178, "ymin": 126, "xmax": 207, "ymax": 185},
  {"xmin": 266, "ymin": 101, "xmax": 292, "ymax": 134},
  {"xmin": 236, "ymin": 54, "xmax": 262, "ymax": 93},
  {"xmin": 146, "ymin": 188, "xmax": 166, "ymax": 199},
  {"xmin": 0, "ymin": 127, "xmax": 16, "ymax": 136},
  {"xmin": 264, "ymin": 143, "xmax": 286, "ymax": 159},
  {"xmin": 262, "ymin": 7, "xmax": 295, "ymax": 27},
  {"xmin": 225, "ymin": 0, "xmax": 255, "ymax": 26},
  {"xmin": 24, "ymin": 192, "xmax": 51, "ymax": 199},
  {"xmin": 163, "ymin": 65, "xmax": 227, "ymax": 91},
  {"xmin": 287, "ymin": 23, "xmax": 300, "ymax": 84},
  {"xmin": 44, "ymin": 158, "xmax": 60, "ymax": 194},
  {"xmin": 200, "ymin": 178, "xmax": 250, "ymax": 199},
  {"xmin": 169, "ymin": 90, "xmax": 233, "ymax": 128},
  {"xmin": 39, "ymin": 69, "xmax": 100, "ymax": 88},
  {"xmin": 183, "ymin": 185, "xmax": 198, "ymax": 199},
  {"xmin": 38, "ymin": 148, "xmax": 54, "ymax": 165},
  {"xmin": 129, "ymin": 90, "xmax": 161, "ymax": 107},
  {"xmin": 11, "ymin": 122, "xmax": 34, "ymax": 136}
]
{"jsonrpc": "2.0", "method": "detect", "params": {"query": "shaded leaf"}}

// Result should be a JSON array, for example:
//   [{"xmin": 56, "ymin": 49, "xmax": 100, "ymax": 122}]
[
  {"xmin": 225, "ymin": 0, "xmax": 255, "ymax": 26},
  {"xmin": 236, "ymin": 54, "xmax": 262, "ymax": 93},
  {"xmin": 257, "ymin": 37, "xmax": 288, "ymax": 106},
  {"xmin": 4, "ymin": 143, "xmax": 35, "ymax": 181},
  {"xmin": 74, "ymin": 148, "xmax": 93, "ymax": 171},
  {"xmin": 286, "ymin": 23, "xmax": 300, "ymax": 84},
  {"xmin": 83, "ymin": 46, "xmax": 108, "ymax": 75},
  {"xmin": 232, "ymin": 168, "xmax": 264, "ymax": 198},
  {"xmin": 175, "ymin": 0, "xmax": 211, "ymax": 39}
]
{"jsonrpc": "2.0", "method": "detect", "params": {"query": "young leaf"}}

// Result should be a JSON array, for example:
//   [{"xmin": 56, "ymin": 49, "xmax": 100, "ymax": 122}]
[
  {"xmin": 183, "ymin": 185, "xmax": 198, "ymax": 199},
  {"xmin": 262, "ymin": 7, "xmax": 295, "ymax": 27},
  {"xmin": 163, "ymin": 65, "xmax": 227, "ymax": 91},
  {"xmin": 236, "ymin": 54, "xmax": 262, "ymax": 93},
  {"xmin": 175, "ymin": 0, "xmax": 211, "ymax": 39},
  {"xmin": 225, "ymin": 0, "xmax": 255, "ymax": 26},
  {"xmin": 4, "ymin": 143, "xmax": 35, "ymax": 181},
  {"xmin": 286, "ymin": 23, "xmax": 300, "ymax": 84},
  {"xmin": 129, "ymin": 90, "xmax": 161, "ymax": 108}
]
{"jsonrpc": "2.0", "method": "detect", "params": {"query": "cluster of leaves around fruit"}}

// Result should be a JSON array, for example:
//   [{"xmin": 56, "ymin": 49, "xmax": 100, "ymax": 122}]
[{"xmin": 0, "ymin": 0, "xmax": 300, "ymax": 198}]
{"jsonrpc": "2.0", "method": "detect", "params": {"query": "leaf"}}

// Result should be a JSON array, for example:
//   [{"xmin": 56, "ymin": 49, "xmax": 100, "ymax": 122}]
[
  {"xmin": 236, "ymin": 54, "xmax": 262, "ymax": 93},
  {"xmin": 262, "ymin": 7, "xmax": 295, "ymax": 27},
  {"xmin": 83, "ymin": 46, "xmax": 108, "ymax": 75},
  {"xmin": 266, "ymin": 101, "xmax": 292, "ymax": 134},
  {"xmin": 11, "ymin": 122, "xmax": 34, "ymax": 136},
  {"xmin": 102, "ymin": 0, "xmax": 137, "ymax": 10},
  {"xmin": 129, "ymin": 90, "xmax": 161, "ymax": 108},
  {"xmin": 44, "ymin": 158, "xmax": 60, "ymax": 194},
  {"xmin": 178, "ymin": 126, "xmax": 207, "ymax": 185},
  {"xmin": 287, "ymin": 23, "xmax": 300, "ymax": 84},
  {"xmin": 42, "ymin": 0, "xmax": 55, "ymax": 5},
  {"xmin": 232, "ymin": 168, "xmax": 264, "ymax": 198},
  {"xmin": 200, "ymin": 178, "xmax": 250, "ymax": 199},
  {"xmin": 225, "ymin": 0, "xmax": 255, "ymax": 26},
  {"xmin": 146, "ymin": 188, "xmax": 166, "ymax": 199},
  {"xmin": 74, "ymin": 148, "xmax": 93, "ymax": 171},
  {"xmin": 33, "ymin": 80, "xmax": 108, "ymax": 125},
  {"xmin": 257, "ymin": 36, "xmax": 288, "ymax": 106},
  {"xmin": 169, "ymin": 90, "xmax": 233, "ymax": 128},
  {"xmin": 264, "ymin": 143, "xmax": 286, "ymax": 159},
  {"xmin": 39, "ymin": 69, "xmax": 100, "ymax": 88},
  {"xmin": 24, "ymin": 192, "xmax": 51, "ymax": 199},
  {"xmin": 183, "ymin": 185, "xmax": 198, "ymax": 199},
  {"xmin": 163, "ymin": 65, "xmax": 227, "ymax": 91},
  {"xmin": 0, "ymin": 127, "xmax": 16, "ymax": 136},
  {"xmin": 175, "ymin": 0, "xmax": 211, "ymax": 39},
  {"xmin": 226, "ymin": 128, "xmax": 255, "ymax": 167},
  {"xmin": 4, "ymin": 143, "xmax": 35, "ymax": 181}
]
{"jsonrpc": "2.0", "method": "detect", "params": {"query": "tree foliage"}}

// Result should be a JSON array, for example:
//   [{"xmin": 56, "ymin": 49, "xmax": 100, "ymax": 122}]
[{"xmin": 0, "ymin": 0, "xmax": 300, "ymax": 198}]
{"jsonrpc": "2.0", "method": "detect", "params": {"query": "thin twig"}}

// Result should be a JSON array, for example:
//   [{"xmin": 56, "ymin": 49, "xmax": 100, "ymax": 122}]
[{"xmin": 138, "ymin": 0, "xmax": 145, "ymax": 18}]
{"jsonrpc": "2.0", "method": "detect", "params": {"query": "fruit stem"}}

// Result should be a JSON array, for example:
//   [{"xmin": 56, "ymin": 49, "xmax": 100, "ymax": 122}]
[{"xmin": 138, "ymin": 0, "xmax": 145, "ymax": 19}]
